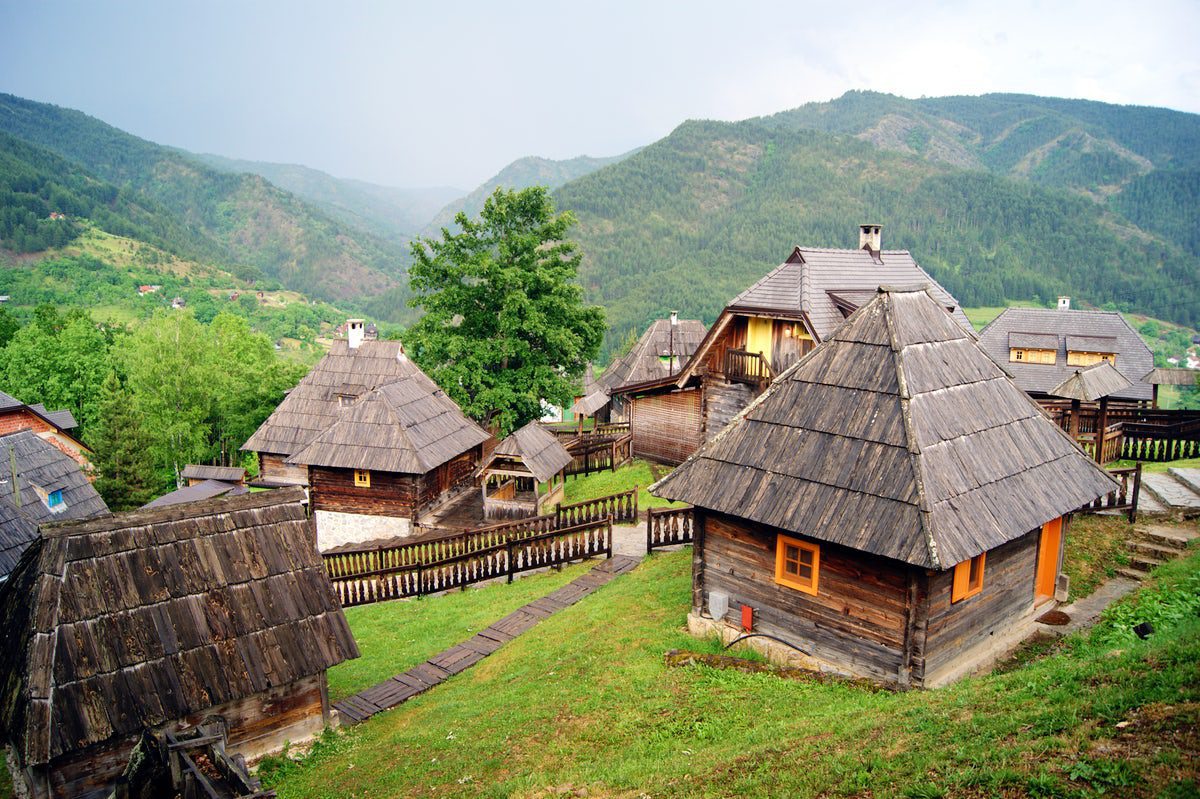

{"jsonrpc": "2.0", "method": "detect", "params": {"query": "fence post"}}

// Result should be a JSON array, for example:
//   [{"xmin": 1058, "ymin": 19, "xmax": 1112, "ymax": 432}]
[
  {"xmin": 606, "ymin": 517, "xmax": 613, "ymax": 559},
  {"xmin": 633, "ymin": 485, "xmax": 639, "ymax": 523},
  {"xmin": 507, "ymin": 540, "xmax": 515, "ymax": 584},
  {"xmin": 646, "ymin": 507, "xmax": 653, "ymax": 553},
  {"xmin": 1129, "ymin": 462, "xmax": 1142, "ymax": 524}
]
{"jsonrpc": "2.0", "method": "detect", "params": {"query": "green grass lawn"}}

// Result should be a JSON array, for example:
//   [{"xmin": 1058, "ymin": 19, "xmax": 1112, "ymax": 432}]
[
  {"xmin": 1110, "ymin": 456, "xmax": 1200, "ymax": 474},
  {"xmin": 563, "ymin": 458, "xmax": 686, "ymax": 511},
  {"xmin": 264, "ymin": 542, "xmax": 1200, "ymax": 798},
  {"xmin": 328, "ymin": 561, "xmax": 595, "ymax": 701},
  {"xmin": 1064, "ymin": 514, "xmax": 1132, "ymax": 599}
]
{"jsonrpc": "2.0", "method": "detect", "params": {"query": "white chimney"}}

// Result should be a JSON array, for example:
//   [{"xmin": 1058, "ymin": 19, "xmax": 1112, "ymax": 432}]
[
  {"xmin": 670, "ymin": 311, "xmax": 678, "ymax": 327},
  {"xmin": 1057, "ymin": 296, "xmax": 1071, "ymax": 311},
  {"xmin": 859, "ymin": 224, "xmax": 882, "ymax": 255},
  {"xmin": 347, "ymin": 319, "xmax": 365, "ymax": 350}
]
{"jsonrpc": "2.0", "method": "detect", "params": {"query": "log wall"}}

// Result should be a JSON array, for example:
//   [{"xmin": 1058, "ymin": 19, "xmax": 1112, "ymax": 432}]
[
  {"xmin": 919, "ymin": 530, "xmax": 1041, "ymax": 684},
  {"xmin": 30, "ymin": 674, "xmax": 328, "ymax": 799},
  {"xmin": 259, "ymin": 452, "xmax": 310, "ymax": 486},
  {"xmin": 631, "ymin": 387, "xmax": 703, "ymax": 465},
  {"xmin": 696, "ymin": 511, "xmax": 914, "ymax": 683},
  {"xmin": 310, "ymin": 466, "xmax": 420, "ymax": 518}
]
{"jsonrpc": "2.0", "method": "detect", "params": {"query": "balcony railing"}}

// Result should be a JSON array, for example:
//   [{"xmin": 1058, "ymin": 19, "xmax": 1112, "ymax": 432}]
[{"xmin": 725, "ymin": 348, "xmax": 772, "ymax": 386}]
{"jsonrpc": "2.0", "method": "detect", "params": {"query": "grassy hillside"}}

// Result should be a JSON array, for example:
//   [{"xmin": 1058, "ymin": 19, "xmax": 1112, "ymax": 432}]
[
  {"xmin": 262, "ymin": 545, "xmax": 1200, "ymax": 798},
  {"xmin": 196, "ymin": 152, "xmax": 462, "ymax": 242},
  {"xmin": 0, "ymin": 93, "xmax": 414, "ymax": 314},
  {"xmin": 555, "ymin": 116, "xmax": 1199, "ymax": 360},
  {"xmin": 424, "ymin": 151, "xmax": 636, "ymax": 234}
]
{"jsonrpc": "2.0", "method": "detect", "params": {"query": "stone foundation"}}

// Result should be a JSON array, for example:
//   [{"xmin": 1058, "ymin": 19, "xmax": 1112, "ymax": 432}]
[{"xmin": 314, "ymin": 510, "xmax": 411, "ymax": 551}]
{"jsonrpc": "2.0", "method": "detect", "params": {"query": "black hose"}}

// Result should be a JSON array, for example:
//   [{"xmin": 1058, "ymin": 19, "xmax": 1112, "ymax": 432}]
[{"xmin": 723, "ymin": 632, "xmax": 811, "ymax": 657}]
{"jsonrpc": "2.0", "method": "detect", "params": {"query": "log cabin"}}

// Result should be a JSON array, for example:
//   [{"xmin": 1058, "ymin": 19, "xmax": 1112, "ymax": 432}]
[
  {"xmin": 242, "ymin": 319, "xmax": 418, "ymax": 488},
  {"xmin": 0, "ymin": 389, "xmax": 92, "ymax": 473},
  {"xmin": 480, "ymin": 422, "xmax": 572, "ymax": 520},
  {"xmin": 284, "ymin": 373, "xmax": 491, "ymax": 550},
  {"xmin": 0, "ymin": 487, "xmax": 358, "ymax": 799},
  {"xmin": 613, "ymin": 226, "xmax": 971, "ymax": 464},
  {"xmin": 976, "ymin": 301, "xmax": 1154, "ymax": 409},
  {"xmin": 651, "ymin": 287, "xmax": 1116, "ymax": 688},
  {"xmin": 0, "ymin": 429, "xmax": 109, "ymax": 582}
]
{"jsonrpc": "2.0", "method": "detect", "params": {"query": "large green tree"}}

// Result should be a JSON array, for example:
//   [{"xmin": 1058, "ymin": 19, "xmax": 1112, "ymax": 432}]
[
  {"xmin": 407, "ymin": 187, "xmax": 605, "ymax": 435},
  {"xmin": 89, "ymin": 371, "xmax": 157, "ymax": 510}
]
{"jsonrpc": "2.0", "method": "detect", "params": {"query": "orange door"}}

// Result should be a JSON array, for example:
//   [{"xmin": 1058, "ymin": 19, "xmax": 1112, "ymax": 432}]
[{"xmin": 1036, "ymin": 517, "xmax": 1063, "ymax": 602}]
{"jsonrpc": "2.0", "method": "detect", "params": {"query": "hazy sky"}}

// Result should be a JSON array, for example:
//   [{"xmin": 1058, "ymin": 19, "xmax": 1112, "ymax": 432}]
[{"xmin": 2, "ymin": 0, "xmax": 1197, "ymax": 189}]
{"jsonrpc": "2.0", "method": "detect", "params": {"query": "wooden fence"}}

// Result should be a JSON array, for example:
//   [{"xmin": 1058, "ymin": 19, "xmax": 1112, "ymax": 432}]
[
  {"xmin": 556, "ymin": 489, "xmax": 638, "ymax": 527},
  {"xmin": 1120, "ymin": 416, "xmax": 1200, "ymax": 462},
  {"xmin": 1051, "ymin": 407, "xmax": 1200, "ymax": 462},
  {"xmin": 564, "ymin": 433, "xmax": 633, "ymax": 477},
  {"xmin": 647, "ymin": 505, "xmax": 694, "ymax": 552},
  {"xmin": 1083, "ymin": 463, "xmax": 1142, "ymax": 523},
  {"xmin": 724, "ymin": 348, "xmax": 772, "ymax": 386},
  {"xmin": 327, "ymin": 517, "xmax": 613, "ymax": 607}
]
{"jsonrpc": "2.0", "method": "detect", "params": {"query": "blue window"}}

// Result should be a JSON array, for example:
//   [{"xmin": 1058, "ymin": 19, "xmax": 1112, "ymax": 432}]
[{"xmin": 47, "ymin": 489, "xmax": 64, "ymax": 508}]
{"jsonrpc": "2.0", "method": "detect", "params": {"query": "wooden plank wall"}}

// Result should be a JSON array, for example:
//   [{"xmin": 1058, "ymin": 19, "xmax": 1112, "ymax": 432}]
[
  {"xmin": 311, "ymin": 466, "xmax": 419, "ymax": 518},
  {"xmin": 704, "ymin": 382, "xmax": 753, "ymax": 441},
  {"xmin": 39, "ymin": 675, "xmax": 327, "ymax": 799},
  {"xmin": 699, "ymin": 512, "xmax": 912, "ymax": 682},
  {"xmin": 259, "ymin": 453, "xmax": 309, "ymax": 485},
  {"xmin": 705, "ymin": 317, "xmax": 746, "ymax": 377},
  {"xmin": 631, "ymin": 388, "xmax": 703, "ymax": 465},
  {"xmin": 919, "ymin": 530, "xmax": 1039, "ymax": 684}
]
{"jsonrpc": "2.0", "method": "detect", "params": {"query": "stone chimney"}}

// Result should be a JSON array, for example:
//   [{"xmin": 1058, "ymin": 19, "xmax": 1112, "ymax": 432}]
[
  {"xmin": 858, "ymin": 224, "xmax": 882, "ymax": 256},
  {"xmin": 1057, "ymin": 296, "xmax": 1071, "ymax": 311},
  {"xmin": 346, "ymin": 319, "xmax": 365, "ymax": 350}
]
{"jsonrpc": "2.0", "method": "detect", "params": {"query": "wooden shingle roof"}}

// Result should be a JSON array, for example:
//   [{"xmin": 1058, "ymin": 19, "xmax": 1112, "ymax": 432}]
[
  {"xmin": 484, "ymin": 422, "xmax": 572, "ymax": 483},
  {"xmin": 242, "ymin": 339, "xmax": 426, "ymax": 457},
  {"xmin": 596, "ymin": 318, "xmax": 707, "ymax": 392},
  {"xmin": 1143, "ymin": 367, "xmax": 1199, "ymax": 386},
  {"xmin": 140, "ymin": 479, "xmax": 250, "ymax": 509},
  {"xmin": 1050, "ymin": 362, "xmax": 1133, "ymax": 402},
  {"xmin": 286, "ymin": 375, "xmax": 490, "ymax": 474},
  {"xmin": 977, "ymin": 308, "xmax": 1153, "ymax": 401},
  {"xmin": 0, "ymin": 430, "xmax": 108, "ymax": 580},
  {"xmin": 180, "ymin": 464, "xmax": 246, "ymax": 483},
  {"xmin": 0, "ymin": 487, "xmax": 357, "ymax": 768},
  {"xmin": 652, "ymin": 288, "xmax": 1116, "ymax": 570}
]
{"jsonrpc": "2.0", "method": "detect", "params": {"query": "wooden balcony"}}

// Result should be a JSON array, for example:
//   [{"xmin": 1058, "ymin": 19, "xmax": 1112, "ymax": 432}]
[{"xmin": 724, "ymin": 348, "xmax": 772, "ymax": 387}]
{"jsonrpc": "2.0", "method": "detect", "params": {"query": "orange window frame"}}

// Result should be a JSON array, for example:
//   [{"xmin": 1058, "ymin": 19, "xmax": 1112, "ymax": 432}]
[
  {"xmin": 774, "ymin": 535, "xmax": 819, "ymax": 595},
  {"xmin": 951, "ymin": 553, "xmax": 986, "ymax": 602},
  {"xmin": 354, "ymin": 469, "xmax": 371, "ymax": 488}
]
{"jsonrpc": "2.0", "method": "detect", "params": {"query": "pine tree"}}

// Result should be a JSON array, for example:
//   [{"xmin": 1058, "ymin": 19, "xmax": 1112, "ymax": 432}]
[{"xmin": 90, "ymin": 371, "xmax": 160, "ymax": 510}]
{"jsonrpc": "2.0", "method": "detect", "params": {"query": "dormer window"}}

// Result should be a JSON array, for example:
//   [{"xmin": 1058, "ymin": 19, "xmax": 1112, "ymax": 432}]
[
  {"xmin": 1010, "ymin": 348, "xmax": 1055, "ymax": 365},
  {"xmin": 1066, "ymin": 351, "xmax": 1116, "ymax": 367},
  {"xmin": 1065, "ymin": 336, "xmax": 1117, "ymax": 368},
  {"xmin": 1007, "ymin": 332, "xmax": 1058, "ymax": 365},
  {"xmin": 46, "ymin": 489, "xmax": 65, "ymax": 511}
]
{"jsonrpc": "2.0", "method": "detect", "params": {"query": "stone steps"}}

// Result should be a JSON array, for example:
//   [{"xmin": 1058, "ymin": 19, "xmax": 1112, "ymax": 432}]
[
  {"xmin": 1117, "ymin": 522, "xmax": 1198, "ymax": 581},
  {"xmin": 1140, "ymin": 471, "xmax": 1200, "ymax": 518}
]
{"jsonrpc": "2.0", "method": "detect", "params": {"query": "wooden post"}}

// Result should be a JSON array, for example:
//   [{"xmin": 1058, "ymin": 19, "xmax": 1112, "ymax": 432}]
[
  {"xmin": 1129, "ymin": 462, "xmax": 1142, "ymax": 524},
  {"xmin": 506, "ymin": 540, "xmax": 515, "ymax": 583},
  {"xmin": 1069, "ymin": 398, "xmax": 1080, "ymax": 439},
  {"xmin": 1096, "ymin": 396, "xmax": 1109, "ymax": 464},
  {"xmin": 1152, "ymin": 384, "xmax": 1159, "ymax": 410}
]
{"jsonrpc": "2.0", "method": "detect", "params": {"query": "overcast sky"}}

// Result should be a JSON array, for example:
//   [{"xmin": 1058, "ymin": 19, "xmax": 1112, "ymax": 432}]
[{"xmin": 2, "ymin": 0, "xmax": 1197, "ymax": 189}]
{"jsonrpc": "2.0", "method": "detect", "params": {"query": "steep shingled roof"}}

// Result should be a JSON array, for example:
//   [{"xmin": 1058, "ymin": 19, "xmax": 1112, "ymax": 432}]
[
  {"xmin": 596, "ymin": 318, "xmax": 708, "ymax": 392},
  {"xmin": 1050, "ymin": 362, "xmax": 1133, "ymax": 402},
  {"xmin": 0, "ymin": 430, "xmax": 108, "ymax": 580},
  {"xmin": 286, "ymin": 375, "xmax": 490, "ymax": 474},
  {"xmin": 0, "ymin": 390, "xmax": 79, "ymax": 433},
  {"xmin": 977, "ymin": 308, "xmax": 1153, "ymax": 401},
  {"xmin": 483, "ymin": 422, "xmax": 572, "ymax": 483},
  {"xmin": 242, "ymin": 339, "xmax": 425, "ymax": 457},
  {"xmin": 0, "ymin": 488, "xmax": 358, "ymax": 768},
  {"xmin": 652, "ymin": 288, "xmax": 1115, "ymax": 570}
]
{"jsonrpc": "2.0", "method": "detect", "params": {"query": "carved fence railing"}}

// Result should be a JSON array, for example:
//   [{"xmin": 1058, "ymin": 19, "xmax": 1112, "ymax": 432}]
[
  {"xmin": 1075, "ymin": 422, "xmax": 1125, "ymax": 465},
  {"xmin": 724, "ymin": 348, "xmax": 772, "ymax": 387},
  {"xmin": 1120, "ymin": 416, "xmax": 1200, "ymax": 462},
  {"xmin": 563, "ymin": 433, "xmax": 633, "ymax": 477},
  {"xmin": 556, "ymin": 488, "xmax": 637, "ymax": 527},
  {"xmin": 1083, "ymin": 463, "xmax": 1142, "ymax": 523},
  {"xmin": 647, "ymin": 505, "xmax": 694, "ymax": 552},
  {"xmin": 326, "ymin": 517, "xmax": 613, "ymax": 607}
]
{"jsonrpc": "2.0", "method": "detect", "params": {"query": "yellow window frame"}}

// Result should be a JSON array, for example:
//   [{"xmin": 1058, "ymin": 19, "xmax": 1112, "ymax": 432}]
[
  {"xmin": 354, "ymin": 469, "xmax": 371, "ymax": 488},
  {"xmin": 951, "ymin": 553, "xmax": 986, "ymax": 602},
  {"xmin": 774, "ymin": 534, "xmax": 819, "ymax": 595}
]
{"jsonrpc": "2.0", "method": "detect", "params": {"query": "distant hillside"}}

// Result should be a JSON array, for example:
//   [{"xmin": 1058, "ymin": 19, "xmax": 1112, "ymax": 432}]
[
  {"xmin": 425, "ymin": 151, "xmax": 636, "ymax": 233},
  {"xmin": 0, "ymin": 93, "xmax": 414, "ymax": 313},
  {"xmin": 195, "ymin": 152, "xmax": 462, "ymax": 241},
  {"xmin": 554, "ymin": 112, "xmax": 1199, "ymax": 360}
]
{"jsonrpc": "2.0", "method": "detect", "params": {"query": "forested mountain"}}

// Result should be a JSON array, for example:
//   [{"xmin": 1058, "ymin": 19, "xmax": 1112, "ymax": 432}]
[
  {"xmin": 425, "ymin": 151, "xmax": 636, "ymax": 233},
  {"xmin": 195, "ymin": 152, "xmax": 462, "ymax": 242},
  {"xmin": 555, "ymin": 112, "xmax": 1199, "ymax": 360},
  {"xmin": 0, "ymin": 93, "xmax": 412, "ymax": 310}
]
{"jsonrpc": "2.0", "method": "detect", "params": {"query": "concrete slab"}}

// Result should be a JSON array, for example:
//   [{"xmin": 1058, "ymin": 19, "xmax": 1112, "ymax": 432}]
[
  {"xmin": 1142, "ymin": 472, "xmax": 1200, "ymax": 511},
  {"xmin": 1168, "ymin": 467, "xmax": 1200, "ymax": 495}
]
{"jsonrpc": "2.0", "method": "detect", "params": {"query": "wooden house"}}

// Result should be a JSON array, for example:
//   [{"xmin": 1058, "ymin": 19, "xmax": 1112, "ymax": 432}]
[
  {"xmin": 0, "ymin": 390, "xmax": 92, "ymax": 473},
  {"xmin": 614, "ymin": 226, "xmax": 970, "ymax": 464},
  {"xmin": 0, "ymin": 488, "xmax": 358, "ymax": 799},
  {"xmin": 0, "ymin": 430, "xmax": 109, "ymax": 582},
  {"xmin": 180, "ymin": 464, "xmax": 246, "ymax": 486},
  {"xmin": 976, "ymin": 302, "xmax": 1154, "ymax": 408},
  {"xmin": 651, "ymin": 287, "xmax": 1115, "ymax": 688},
  {"xmin": 285, "ymin": 376, "xmax": 491, "ymax": 550},
  {"xmin": 480, "ymin": 422, "xmax": 572, "ymax": 520},
  {"xmin": 242, "ymin": 323, "xmax": 426, "ymax": 488}
]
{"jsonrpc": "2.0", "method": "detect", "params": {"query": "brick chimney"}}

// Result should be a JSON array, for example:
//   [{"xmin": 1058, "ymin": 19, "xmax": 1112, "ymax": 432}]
[
  {"xmin": 346, "ymin": 319, "xmax": 365, "ymax": 350},
  {"xmin": 1057, "ymin": 296, "xmax": 1071, "ymax": 311},
  {"xmin": 859, "ymin": 224, "xmax": 882, "ymax": 257}
]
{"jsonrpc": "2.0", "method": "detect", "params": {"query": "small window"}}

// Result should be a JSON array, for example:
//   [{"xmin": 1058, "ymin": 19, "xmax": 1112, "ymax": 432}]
[
  {"xmin": 951, "ymin": 553, "xmax": 986, "ymax": 602},
  {"xmin": 354, "ymin": 469, "xmax": 371, "ymax": 488},
  {"xmin": 47, "ymin": 489, "xmax": 64, "ymax": 508},
  {"xmin": 774, "ymin": 535, "xmax": 819, "ymax": 595}
]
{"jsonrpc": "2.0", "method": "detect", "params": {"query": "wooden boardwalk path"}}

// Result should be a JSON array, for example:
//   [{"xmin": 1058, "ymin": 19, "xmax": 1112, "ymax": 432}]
[{"xmin": 333, "ymin": 554, "xmax": 642, "ymax": 725}]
